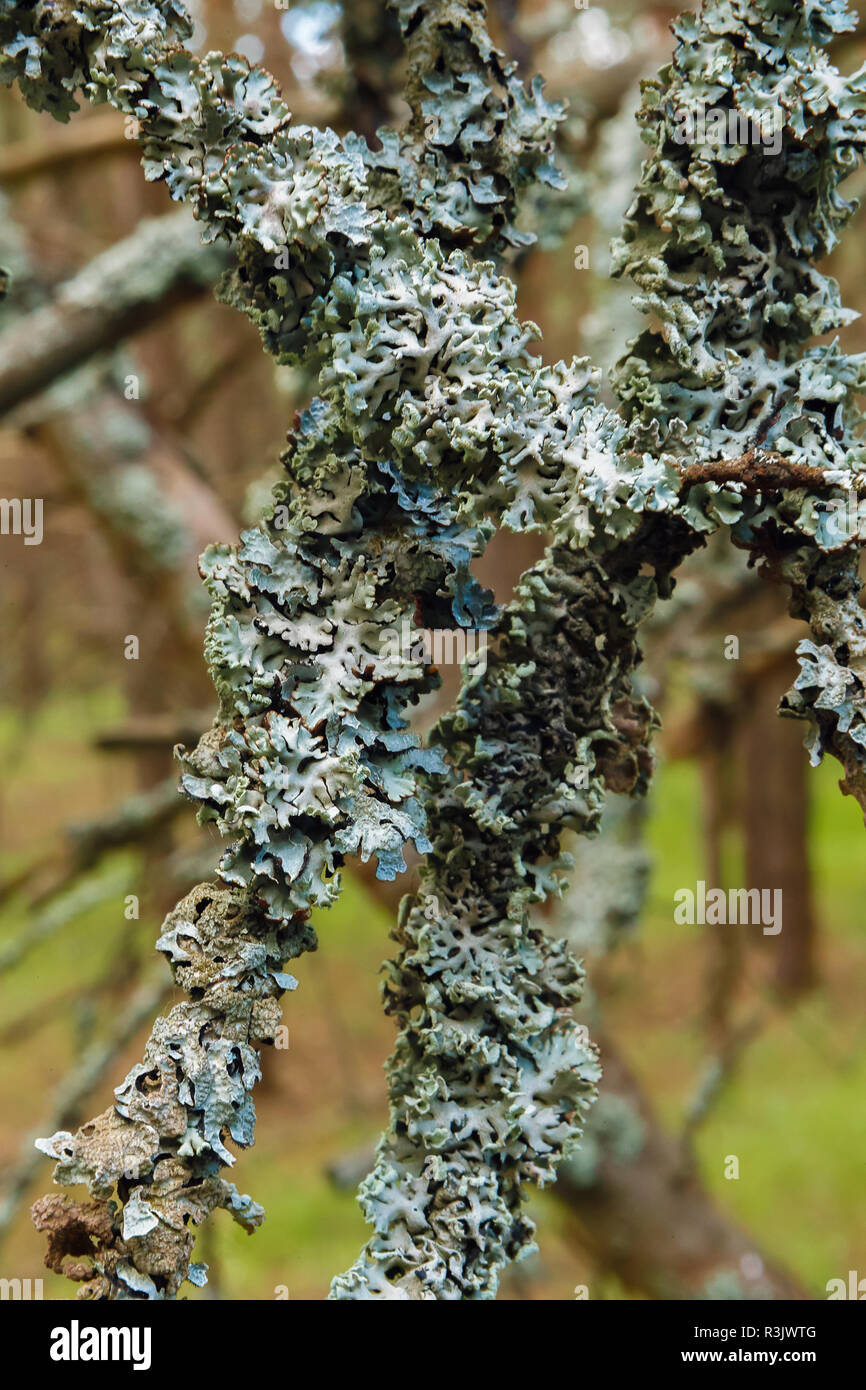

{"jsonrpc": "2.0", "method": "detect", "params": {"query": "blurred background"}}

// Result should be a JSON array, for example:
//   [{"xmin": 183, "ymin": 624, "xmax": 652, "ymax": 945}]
[{"xmin": 1, "ymin": 0, "xmax": 865, "ymax": 1300}]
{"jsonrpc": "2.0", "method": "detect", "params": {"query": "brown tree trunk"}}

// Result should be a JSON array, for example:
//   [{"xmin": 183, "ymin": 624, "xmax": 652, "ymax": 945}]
[{"xmin": 739, "ymin": 656, "xmax": 817, "ymax": 999}]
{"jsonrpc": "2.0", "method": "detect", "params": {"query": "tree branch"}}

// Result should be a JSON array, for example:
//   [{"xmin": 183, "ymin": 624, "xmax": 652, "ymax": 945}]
[{"xmin": 0, "ymin": 211, "xmax": 226, "ymax": 417}]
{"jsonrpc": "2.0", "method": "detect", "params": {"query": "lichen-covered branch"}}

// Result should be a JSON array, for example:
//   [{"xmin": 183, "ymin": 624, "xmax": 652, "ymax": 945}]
[
  {"xmin": 329, "ymin": 794, "xmax": 807, "ymax": 1302},
  {"xmin": 0, "ymin": 0, "xmax": 586, "ymax": 1297},
  {"xmin": 774, "ymin": 545, "xmax": 866, "ymax": 812},
  {"xmin": 334, "ymin": 0, "xmax": 866, "ymax": 1297},
  {"xmin": 0, "ymin": 977, "xmax": 171, "ymax": 1246},
  {"xmin": 3, "ymin": 0, "xmax": 866, "ymax": 1301},
  {"xmin": 610, "ymin": 0, "xmax": 866, "ymax": 791},
  {"xmin": 331, "ymin": 511, "xmax": 702, "ymax": 1298}
]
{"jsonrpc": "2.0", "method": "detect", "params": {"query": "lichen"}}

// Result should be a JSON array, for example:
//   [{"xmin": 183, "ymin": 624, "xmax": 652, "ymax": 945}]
[
  {"xmin": 34, "ymin": 883, "xmax": 310, "ymax": 1298},
  {"xmin": 330, "ymin": 528, "xmax": 674, "ymax": 1297},
  {"xmin": 4, "ymin": 0, "xmax": 866, "ymax": 1301}
]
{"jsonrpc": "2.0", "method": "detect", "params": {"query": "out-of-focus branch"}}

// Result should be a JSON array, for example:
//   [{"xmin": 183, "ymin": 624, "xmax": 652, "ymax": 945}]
[
  {"xmin": 0, "ymin": 110, "xmax": 130, "ymax": 186},
  {"xmin": 0, "ymin": 776, "xmax": 186, "ymax": 912},
  {"xmin": 679, "ymin": 1014, "xmax": 766, "ymax": 1168},
  {"xmin": 0, "ymin": 839, "xmax": 218, "ymax": 1051},
  {"xmin": 0, "ymin": 211, "xmax": 227, "ymax": 417},
  {"xmin": 93, "ymin": 714, "xmax": 212, "ymax": 754},
  {"xmin": 0, "ymin": 868, "xmax": 128, "ymax": 977},
  {"xmin": 25, "ymin": 389, "xmax": 237, "ymax": 662},
  {"xmin": 0, "ymin": 977, "xmax": 172, "ymax": 1244},
  {"xmin": 557, "ymin": 1031, "xmax": 807, "ymax": 1300}
]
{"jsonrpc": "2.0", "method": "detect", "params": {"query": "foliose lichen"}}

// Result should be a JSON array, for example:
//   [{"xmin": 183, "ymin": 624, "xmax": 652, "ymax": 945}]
[{"xmin": 4, "ymin": 0, "xmax": 866, "ymax": 1301}]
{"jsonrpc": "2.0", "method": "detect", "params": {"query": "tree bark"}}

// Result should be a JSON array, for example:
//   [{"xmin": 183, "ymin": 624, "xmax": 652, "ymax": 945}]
[{"xmin": 740, "ymin": 654, "xmax": 817, "ymax": 999}]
